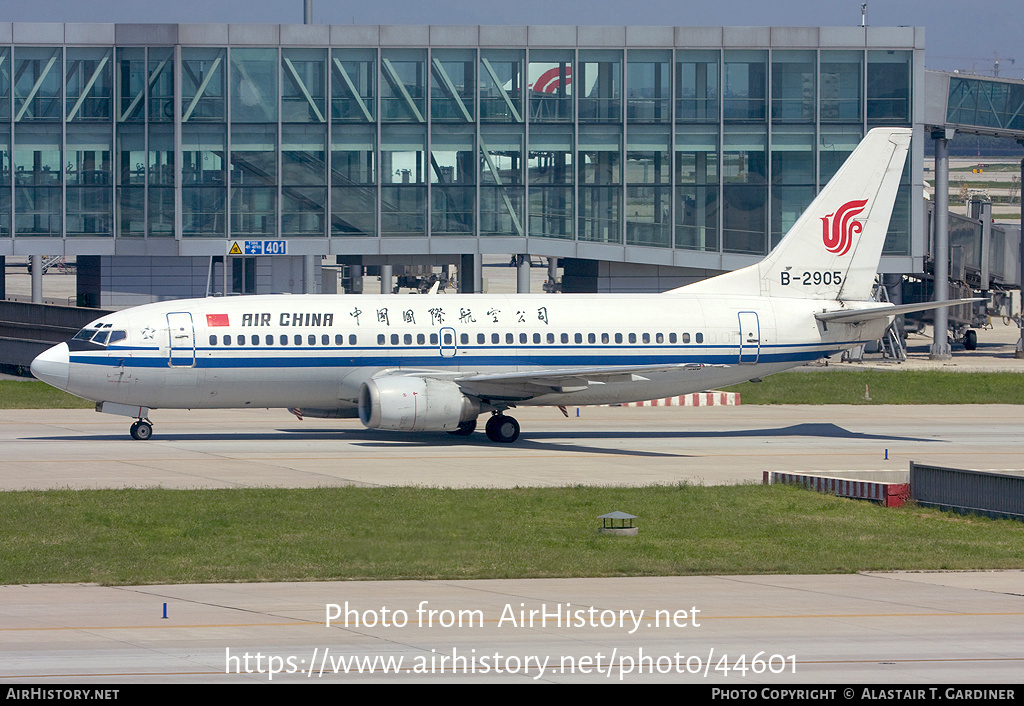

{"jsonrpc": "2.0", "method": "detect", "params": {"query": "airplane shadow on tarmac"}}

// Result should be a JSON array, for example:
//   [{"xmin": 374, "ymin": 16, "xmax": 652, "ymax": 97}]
[{"xmin": 28, "ymin": 422, "xmax": 942, "ymax": 459}]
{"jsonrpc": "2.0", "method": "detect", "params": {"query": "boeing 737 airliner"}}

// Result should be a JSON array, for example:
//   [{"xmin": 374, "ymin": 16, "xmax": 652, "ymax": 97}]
[{"xmin": 31, "ymin": 127, "xmax": 970, "ymax": 442}]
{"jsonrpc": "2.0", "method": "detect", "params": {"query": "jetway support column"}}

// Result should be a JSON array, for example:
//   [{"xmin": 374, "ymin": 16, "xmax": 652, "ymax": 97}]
[
  {"xmin": 380, "ymin": 264, "xmax": 393, "ymax": 294},
  {"xmin": 517, "ymin": 255, "xmax": 530, "ymax": 293},
  {"xmin": 31, "ymin": 255, "xmax": 42, "ymax": 304},
  {"xmin": 460, "ymin": 254, "xmax": 481, "ymax": 293},
  {"xmin": 304, "ymin": 255, "xmax": 316, "ymax": 294},
  {"xmin": 930, "ymin": 128, "xmax": 954, "ymax": 360}
]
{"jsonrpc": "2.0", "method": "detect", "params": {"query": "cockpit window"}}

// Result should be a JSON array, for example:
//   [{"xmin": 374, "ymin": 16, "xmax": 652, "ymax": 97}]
[{"xmin": 71, "ymin": 327, "xmax": 126, "ymax": 347}]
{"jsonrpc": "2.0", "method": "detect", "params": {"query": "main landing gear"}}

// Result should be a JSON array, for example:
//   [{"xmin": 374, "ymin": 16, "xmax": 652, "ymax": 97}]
[
  {"xmin": 446, "ymin": 414, "xmax": 520, "ymax": 443},
  {"xmin": 129, "ymin": 418, "xmax": 153, "ymax": 440},
  {"xmin": 485, "ymin": 414, "xmax": 520, "ymax": 444}
]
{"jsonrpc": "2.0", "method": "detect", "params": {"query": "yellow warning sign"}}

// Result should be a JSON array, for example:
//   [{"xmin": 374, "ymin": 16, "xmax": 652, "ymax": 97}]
[{"xmin": 228, "ymin": 242, "xmax": 242, "ymax": 255}]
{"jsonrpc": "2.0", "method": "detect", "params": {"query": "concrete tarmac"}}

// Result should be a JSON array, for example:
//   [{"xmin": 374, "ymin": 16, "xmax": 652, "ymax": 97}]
[
  {"xmin": 2, "ymin": 572, "xmax": 1022, "ymax": 683},
  {"xmin": 1, "ymin": 404, "xmax": 1023, "ymax": 490}
]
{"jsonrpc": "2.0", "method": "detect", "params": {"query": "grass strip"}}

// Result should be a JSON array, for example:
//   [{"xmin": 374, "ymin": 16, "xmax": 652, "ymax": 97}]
[
  {"xmin": 721, "ymin": 370, "xmax": 1024, "ymax": 405},
  {"xmin": 0, "ymin": 380, "xmax": 95, "ymax": 409},
  {"xmin": 1, "ymin": 484, "xmax": 1022, "ymax": 586},
  {"xmin": 3, "ymin": 371, "xmax": 1024, "ymax": 410}
]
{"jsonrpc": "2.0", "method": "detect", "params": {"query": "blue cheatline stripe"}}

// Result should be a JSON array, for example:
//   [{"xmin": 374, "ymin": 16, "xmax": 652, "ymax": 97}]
[{"xmin": 70, "ymin": 344, "xmax": 860, "ymax": 370}]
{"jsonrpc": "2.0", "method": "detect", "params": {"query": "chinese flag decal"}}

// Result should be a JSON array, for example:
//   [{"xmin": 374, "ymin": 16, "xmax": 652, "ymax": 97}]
[{"xmin": 206, "ymin": 314, "xmax": 230, "ymax": 327}]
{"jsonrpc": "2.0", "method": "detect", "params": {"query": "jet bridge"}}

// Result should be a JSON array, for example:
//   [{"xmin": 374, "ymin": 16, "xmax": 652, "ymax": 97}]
[{"xmin": 921, "ymin": 70, "xmax": 1024, "ymax": 357}]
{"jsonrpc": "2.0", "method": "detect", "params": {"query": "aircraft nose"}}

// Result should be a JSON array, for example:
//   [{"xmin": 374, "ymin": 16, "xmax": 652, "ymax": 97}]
[{"xmin": 31, "ymin": 342, "xmax": 70, "ymax": 391}]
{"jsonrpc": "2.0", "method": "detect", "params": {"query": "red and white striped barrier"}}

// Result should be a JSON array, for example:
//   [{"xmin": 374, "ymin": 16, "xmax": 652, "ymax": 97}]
[
  {"xmin": 763, "ymin": 471, "xmax": 910, "ymax": 508},
  {"xmin": 620, "ymin": 391, "xmax": 740, "ymax": 407}
]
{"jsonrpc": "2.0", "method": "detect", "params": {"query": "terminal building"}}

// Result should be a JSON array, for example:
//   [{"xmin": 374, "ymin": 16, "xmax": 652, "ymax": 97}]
[{"xmin": 0, "ymin": 23, "xmax": 1019, "ymax": 308}]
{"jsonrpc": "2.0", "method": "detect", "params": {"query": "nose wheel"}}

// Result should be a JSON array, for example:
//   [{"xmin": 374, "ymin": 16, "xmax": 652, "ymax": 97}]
[
  {"xmin": 485, "ymin": 414, "xmax": 520, "ymax": 443},
  {"xmin": 129, "ymin": 419, "xmax": 153, "ymax": 440}
]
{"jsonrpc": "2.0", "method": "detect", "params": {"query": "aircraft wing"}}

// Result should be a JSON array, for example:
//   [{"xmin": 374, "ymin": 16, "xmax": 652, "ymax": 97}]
[
  {"xmin": 449, "ymin": 363, "xmax": 725, "ymax": 398},
  {"xmin": 814, "ymin": 298, "xmax": 985, "ymax": 324}
]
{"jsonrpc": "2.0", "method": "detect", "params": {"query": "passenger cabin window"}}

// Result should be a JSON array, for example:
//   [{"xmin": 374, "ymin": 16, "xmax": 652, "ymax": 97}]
[
  {"xmin": 209, "ymin": 335, "xmax": 217, "ymax": 345},
  {"xmin": 696, "ymin": 333, "xmax": 704, "ymax": 343},
  {"xmin": 682, "ymin": 333, "xmax": 690, "ymax": 343}
]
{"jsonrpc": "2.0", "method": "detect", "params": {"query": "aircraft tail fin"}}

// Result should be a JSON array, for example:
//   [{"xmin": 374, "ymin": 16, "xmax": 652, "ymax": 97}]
[{"xmin": 673, "ymin": 127, "xmax": 912, "ymax": 302}]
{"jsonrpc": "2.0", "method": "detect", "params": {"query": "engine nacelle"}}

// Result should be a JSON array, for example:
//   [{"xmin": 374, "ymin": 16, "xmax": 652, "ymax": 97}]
[{"xmin": 359, "ymin": 377, "xmax": 480, "ymax": 431}]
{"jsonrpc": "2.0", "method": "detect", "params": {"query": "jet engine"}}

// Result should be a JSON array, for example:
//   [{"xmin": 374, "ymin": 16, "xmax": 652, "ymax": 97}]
[{"xmin": 359, "ymin": 377, "xmax": 480, "ymax": 432}]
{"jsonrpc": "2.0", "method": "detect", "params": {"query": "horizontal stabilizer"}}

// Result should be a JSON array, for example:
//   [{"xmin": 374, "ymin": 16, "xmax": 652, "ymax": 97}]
[{"xmin": 814, "ymin": 298, "xmax": 985, "ymax": 324}]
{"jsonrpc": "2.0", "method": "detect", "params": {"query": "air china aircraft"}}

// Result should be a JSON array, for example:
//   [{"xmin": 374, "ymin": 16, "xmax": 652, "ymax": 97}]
[{"xmin": 31, "ymin": 127, "xmax": 971, "ymax": 443}]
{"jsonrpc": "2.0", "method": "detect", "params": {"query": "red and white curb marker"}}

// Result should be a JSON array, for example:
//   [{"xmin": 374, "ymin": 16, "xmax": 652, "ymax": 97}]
[{"xmin": 618, "ymin": 391, "xmax": 741, "ymax": 407}]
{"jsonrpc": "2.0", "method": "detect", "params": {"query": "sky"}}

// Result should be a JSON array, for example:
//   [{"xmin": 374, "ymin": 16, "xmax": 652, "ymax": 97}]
[{"xmin": 4, "ymin": 0, "xmax": 1023, "ymax": 79}]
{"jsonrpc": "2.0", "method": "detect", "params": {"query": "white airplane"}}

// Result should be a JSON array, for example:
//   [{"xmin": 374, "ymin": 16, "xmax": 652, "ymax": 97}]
[{"xmin": 31, "ymin": 127, "xmax": 971, "ymax": 443}]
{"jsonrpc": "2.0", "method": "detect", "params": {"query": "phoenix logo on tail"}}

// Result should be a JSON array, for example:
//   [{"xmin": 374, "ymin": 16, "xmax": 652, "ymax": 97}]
[{"xmin": 821, "ymin": 199, "xmax": 868, "ymax": 256}]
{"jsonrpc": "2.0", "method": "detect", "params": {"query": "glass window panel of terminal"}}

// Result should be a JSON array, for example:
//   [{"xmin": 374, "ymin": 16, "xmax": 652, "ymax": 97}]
[
  {"xmin": 230, "ymin": 48, "xmax": 278, "ymax": 123},
  {"xmin": 820, "ymin": 51, "xmax": 862, "ymax": 123},
  {"xmin": 578, "ymin": 50, "xmax": 622, "ymax": 123},
  {"xmin": 331, "ymin": 48, "xmax": 376, "ymax": 123},
  {"xmin": 181, "ymin": 48, "xmax": 226, "ymax": 122},
  {"xmin": 282, "ymin": 48, "xmax": 327, "ymax": 124},
  {"xmin": 626, "ymin": 50, "xmax": 670, "ymax": 123},
  {"xmin": 723, "ymin": 50, "xmax": 767, "ymax": 122},
  {"xmin": 479, "ymin": 49, "xmax": 524, "ymax": 123},
  {"xmin": 528, "ymin": 50, "xmax": 573, "ymax": 122},
  {"xmin": 431, "ymin": 49, "xmax": 475, "ymax": 122},
  {"xmin": 771, "ymin": 50, "xmax": 816, "ymax": 123},
  {"xmin": 675, "ymin": 50, "xmax": 719, "ymax": 123},
  {"xmin": 626, "ymin": 126, "xmax": 670, "ymax": 248}
]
